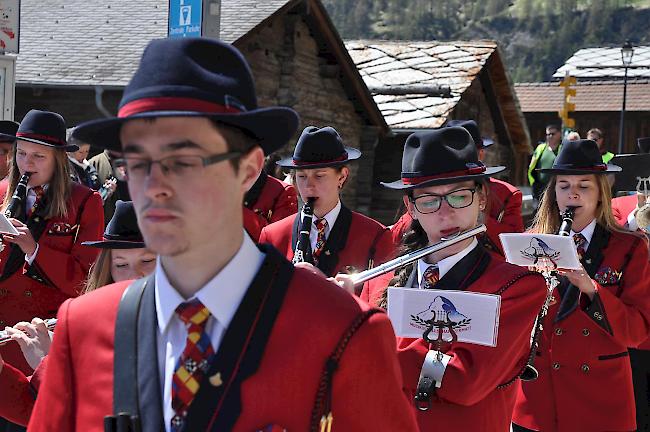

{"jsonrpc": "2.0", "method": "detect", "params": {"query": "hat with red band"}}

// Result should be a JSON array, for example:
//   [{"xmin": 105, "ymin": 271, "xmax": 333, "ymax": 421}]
[
  {"xmin": 382, "ymin": 127, "xmax": 505, "ymax": 190},
  {"xmin": 276, "ymin": 126, "xmax": 361, "ymax": 169},
  {"xmin": 537, "ymin": 139, "xmax": 621, "ymax": 175},
  {"xmin": 15, "ymin": 110, "xmax": 78, "ymax": 151},
  {"xmin": 82, "ymin": 200, "xmax": 145, "ymax": 249},
  {"xmin": 72, "ymin": 37, "xmax": 299, "ymax": 155},
  {"xmin": 0, "ymin": 120, "xmax": 18, "ymax": 143}
]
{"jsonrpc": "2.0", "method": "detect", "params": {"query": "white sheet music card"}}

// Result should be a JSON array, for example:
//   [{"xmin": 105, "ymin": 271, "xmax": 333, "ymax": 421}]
[
  {"xmin": 0, "ymin": 213, "xmax": 18, "ymax": 235},
  {"xmin": 387, "ymin": 287, "xmax": 501, "ymax": 347},
  {"xmin": 499, "ymin": 233, "xmax": 581, "ymax": 270}
]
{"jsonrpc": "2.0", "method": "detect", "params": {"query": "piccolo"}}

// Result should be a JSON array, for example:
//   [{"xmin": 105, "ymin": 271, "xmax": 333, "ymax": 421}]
[
  {"xmin": 351, "ymin": 224, "xmax": 487, "ymax": 285},
  {"xmin": 0, "ymin": 318, "xmax": 57, "ymax": 347}
]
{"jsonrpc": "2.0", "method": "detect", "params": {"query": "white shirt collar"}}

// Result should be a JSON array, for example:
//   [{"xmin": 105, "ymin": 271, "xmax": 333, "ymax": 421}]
[
  {"xmin": 155, "ymin": 232, "xmax": 265, "ymax": 334},
  {"xmin": 417, "ymin": 238, "xmax": 479, "ymax": 287},
  {"xmin": 570, "ymin": 218, "xmax": 597, "ymax": 245},
  {"xmin": 302, "ymin": 199, "xmax": 341, "ymax": 233}
]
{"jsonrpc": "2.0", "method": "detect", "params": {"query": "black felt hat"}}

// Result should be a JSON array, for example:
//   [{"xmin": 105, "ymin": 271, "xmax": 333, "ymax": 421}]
[
  {"xmin": 276, "ymin": 126, "xmax": 361, "ymax": 169},
  {"xmin": 16, "ymin": 110, "xmax": 78, "ymax": 151},
  {"xmin": 637, "ymin": 137, "xmax": 650, "ymax": 154},
  {"xmin": 537, "ymin": 139, "xmax": 621, "ymax": 175},
  {"xmin": 382, "ymin": 127, "xmax": 505, "ymax": 190},
  {"xmin": 72, "ymin": 37, "xmax": 299, "ymax": 155},
  {"xmin": 0, "ymin": 120, "xmax": 18, "ymax": 143},
  {"xmin": 445, "ymin": 119, "xmax": 494, "ymax": 148},
  {"xmin": 82, "ymin": 200, "xmax": 145, "ymax": 249}
]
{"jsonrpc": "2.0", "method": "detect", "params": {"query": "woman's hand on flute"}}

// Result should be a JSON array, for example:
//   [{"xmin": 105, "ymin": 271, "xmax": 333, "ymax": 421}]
[
  {"xmin": 6, "ymin": 318, "xmax": 52, "ymax": 371},
  {"xmin": 557, "ymin": 266, "xmax": 597, "ymax": 300},
  {"xmin": 4, "ymin": 219, "xmax": 37, "ymax": 256}
]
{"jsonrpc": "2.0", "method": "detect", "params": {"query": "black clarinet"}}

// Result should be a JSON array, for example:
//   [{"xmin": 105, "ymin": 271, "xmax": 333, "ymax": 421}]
[
  {"xmin": 520, "ymin": 206, "xmax": 576, "ymax": 382},
  {"xmin": 5, "ymin": 172, "xmax": 32, "ymax": 220},
  {"xmin": 293, "ymin": 197, "xmax": 316, "ymax": 265}
]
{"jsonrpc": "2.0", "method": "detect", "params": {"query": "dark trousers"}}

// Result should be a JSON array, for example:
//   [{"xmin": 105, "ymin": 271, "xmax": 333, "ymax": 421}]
[{"xmin": 630, "ymin": 348, "xmax": 650, "ymax": 432}]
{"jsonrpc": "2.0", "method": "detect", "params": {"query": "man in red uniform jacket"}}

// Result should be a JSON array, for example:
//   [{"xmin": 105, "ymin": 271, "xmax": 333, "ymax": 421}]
[
  {"xmin": 391, "ymin": 120, "xmax": 524, "ymax": 254},
  {"xmin": 28, "ymin": 38, "xmax": 416, "ymax": 432},
  {"xmin": 242, "ymin": 169, "xmax": 297, "ymax": 240}
]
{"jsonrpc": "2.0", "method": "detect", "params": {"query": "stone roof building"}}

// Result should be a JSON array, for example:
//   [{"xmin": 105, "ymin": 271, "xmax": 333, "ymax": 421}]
[
  {"xmin": 15, "ymin": 0, "xmax": 386, "ymax": 213},
  {"xmin": 347, "ymin": 40, "xmax": 531, "ymax": 223},
  {"xmin": 516, "ymin": 46, "xmax": 650, "ymax": 155}
]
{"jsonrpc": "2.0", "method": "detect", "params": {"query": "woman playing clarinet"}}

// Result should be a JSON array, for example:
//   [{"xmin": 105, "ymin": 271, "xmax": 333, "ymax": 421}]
[
  {"xmin": 513, "ymin": 139, "xmax": 650, "ymax": 432},
  {"xmin": 259, "ymin": 126, "xmax": 394, "ymax": 277},
  {"xmin": 350, "ymin": 127, "xmax": 547, "ymax": 431},
  {"xmin": 0, "ymin": 110, "xmax": 103, "ymax": 375}
]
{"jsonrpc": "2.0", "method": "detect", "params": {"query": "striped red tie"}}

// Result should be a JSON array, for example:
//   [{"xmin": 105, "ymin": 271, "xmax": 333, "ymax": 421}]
[
  {"xmin": 573, "ymin": 233, "xmax": 587, "ymax": 260},
  {"xmin": 422, "ymin": 265, "xmax": 440, "ymax": 289},
  {"xmin": 27, "ymin": 185, "xmax": 44, "ymax": 218},
  {"xmin": 171, "ymin": 299, "xmax": 215, "ymax": 432},
  {"xmin": 313, "ymin": 218, "xmax": 328, "ymax": 264}
]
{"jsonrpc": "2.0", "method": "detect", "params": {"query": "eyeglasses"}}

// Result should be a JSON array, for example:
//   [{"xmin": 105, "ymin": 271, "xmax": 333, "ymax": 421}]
[
  {"xmin": 113, "ymin": 152, "xmax": 241, "ymax": 181},
  {"xmin": 410, "ymin": 188, "xmax": 477, "ymax": 214}
]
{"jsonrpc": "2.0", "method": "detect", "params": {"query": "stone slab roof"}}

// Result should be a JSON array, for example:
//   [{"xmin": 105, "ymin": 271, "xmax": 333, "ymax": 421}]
[
  {"xmin": 515, "ymin": 81, "xmax": 650, "ymax": 112},
  {"xmin": 16, "ymin": 0, "xmax": 292, "ymax": 86},
  {"xmin": 553, "ymin": 46, "xmax": 650, "ymax": 80},
  {"xmin": 346, "ymin": 40, "xmax": 497, "ymax": 129}
]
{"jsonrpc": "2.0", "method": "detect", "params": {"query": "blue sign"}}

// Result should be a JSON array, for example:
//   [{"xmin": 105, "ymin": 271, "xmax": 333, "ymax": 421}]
[{"xmin": 168, "ymin": 0, "xmax": 202, "ymax": 38}]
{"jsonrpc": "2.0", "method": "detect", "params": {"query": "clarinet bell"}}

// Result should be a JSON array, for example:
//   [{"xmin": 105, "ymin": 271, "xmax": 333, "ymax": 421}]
[{"xmin": 520, "ymin": 364, "xmax": 539, "ymax": 382}]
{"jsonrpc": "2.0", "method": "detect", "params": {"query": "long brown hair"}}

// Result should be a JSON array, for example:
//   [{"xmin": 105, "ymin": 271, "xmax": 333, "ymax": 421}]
[
  {"xmin": 83, "ymin": 249, "xmax": 114, "ymax": 294},
  {"xmin": 1, "ymin": 143, "xmax": 72, "ymax": 219},
  {"xmin": 529, "ymin": 175, "xmax": 628, "ymax": 235}
]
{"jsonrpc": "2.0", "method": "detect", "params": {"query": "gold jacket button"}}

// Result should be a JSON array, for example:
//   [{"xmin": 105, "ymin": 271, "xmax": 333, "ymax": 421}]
[
  {"xmin": 581, "ymin": 364, "xmax": 590, "ymax": 373},
  {"xmin": 582, "ymin": 328, "xmax": 590, "ymax": 336},
  {"xmin": 0, "ymin": 288, "xmax": 7, "ymax": 297},
  {"xmin": 555, "ymin": 328, "xmax": 563, "ymax": 336},
  {"xmin": 594, "ymin": 312, "xmax": 603, "ymax": 321},
  {"xmin": 552, "ymin": 362, "xmax": 561, "ymax": 370},
  {"xmin": 24, "ymin": 290, "xmax": 32, "ymax": 297},
  {"xmin": 0, "ymin": 320, "xmax": 5, "ymax": 327}
]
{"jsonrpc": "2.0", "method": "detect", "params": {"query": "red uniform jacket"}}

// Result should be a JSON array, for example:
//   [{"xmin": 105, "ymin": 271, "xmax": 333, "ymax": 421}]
[
  {"xmin": 243, "ymin": 175, "xmax": 297, "ymax": 241},
  {"xmin": 390, "ymin": 178, "xmax": 524, "ymax": 255},
  {"xmin": 611, "ymin": 194, "xmax": 637, "ymax": 227},
  {"xmin": 0, "ymin": 356, "xmax": 46, "ymax": 426},
  {"xmin": 361, "ymin": 244, "xmax": 547, "ymax": 432},
  {"xmin": 0, "ymin": 182, "xmax": 103, "ymax": 374},
  {"xmin": 514, "ymin": 227, "xmax": 650, "ymax": 432},
  {"xmin": 259, "ymin": 205, "xmax": 395, "ymax": 277},
  {"xmin": 27, "ymin": 246, "xmax": 417, "ymax": 432}
]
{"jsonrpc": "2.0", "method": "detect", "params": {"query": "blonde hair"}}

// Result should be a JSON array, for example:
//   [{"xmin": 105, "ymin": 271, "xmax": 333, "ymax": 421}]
[
  {"xmin": 83, "ymin": 249, "xmax": 114, "ymax": 294},
  {"xmin": 2, "ymin": 143, "xmax": 72, "ymax": 219},
  {"xmin": 530, "ymin": 175, "xmax": 628, "ymax": 234}
]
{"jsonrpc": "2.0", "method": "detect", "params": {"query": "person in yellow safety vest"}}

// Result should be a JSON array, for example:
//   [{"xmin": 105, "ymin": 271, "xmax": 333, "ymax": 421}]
[
  {"xmin": 587, "ymin": 128, "xmax": 615, "ymax": 163},
  {"xmin": 528, "ymin": 124, "xmax": 562, "ymax": 200}
]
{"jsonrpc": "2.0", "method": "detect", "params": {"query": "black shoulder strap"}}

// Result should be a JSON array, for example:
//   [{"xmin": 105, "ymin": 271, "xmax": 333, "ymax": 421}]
[{"xmin": 105, "ymin": 276, "xmax": 152, "ymax": 432}]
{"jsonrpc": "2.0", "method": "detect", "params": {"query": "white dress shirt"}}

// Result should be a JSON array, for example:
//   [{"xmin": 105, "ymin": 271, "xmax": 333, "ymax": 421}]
[
  {"xmin": 301, "ymin": 199, "xmax": 341, "ymax": 251},
  {"xmin": 416, "ymin": 238, "xmax": 479, "ymax": 288},
  {"xmin": 570, "ymin": 218, "xmax": 597, "ymax": 251},
  {"xmin": 155, "ymin": 233, "xmax": 265, "ymax": 431}
]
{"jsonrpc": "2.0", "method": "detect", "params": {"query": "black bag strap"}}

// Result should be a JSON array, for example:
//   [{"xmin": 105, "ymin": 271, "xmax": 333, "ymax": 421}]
[{"xmin": 105, "ymin": 275, "xmax": 151, "ymax": 432}]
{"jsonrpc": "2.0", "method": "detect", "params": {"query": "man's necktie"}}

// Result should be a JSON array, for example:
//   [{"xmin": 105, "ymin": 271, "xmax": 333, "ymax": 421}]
[
  {"xmin": 27, "ymin": 186, "xmax": 44, "ymax": 218},
  {"xmin": 313, "ymin": 218, "xmax": 328, "ymax": 264},
  {"xmin": 422, "ymin": 265, "xmax": 440, "ymax": 289},
  {"xmin": 171, "ymin": 299, "xmax": 215, "ymax": 432},
  {"xmin": 573, "ymin": 233, "xmax": 588, "ymax": 261}
]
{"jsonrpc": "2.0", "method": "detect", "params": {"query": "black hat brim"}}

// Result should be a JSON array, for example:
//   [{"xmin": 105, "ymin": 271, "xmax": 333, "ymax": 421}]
[
  {"xmin": 0, "ymin": 133, "xmax": 16, "ymax": 142},
  {"xmin": 276, "ymin": 147, "xmax": 362, "ymax": 169},
  {"xmin": 81, "ymin": 239, "xmax": 146, "ymax": 249},
  {"xmin": 381, "ymin": 166, "xmax": 506, "ymax": 190},
  {"xmin": 537, "ymin": 164, "xmax": 622, "ymax": 175},
  {"xmin": 16, "ymin": 136, "xmax": 78, "ymax": 152},
  {"xmin": 72, "ymin": 107, "xmax": 299, "ymax": 155}
]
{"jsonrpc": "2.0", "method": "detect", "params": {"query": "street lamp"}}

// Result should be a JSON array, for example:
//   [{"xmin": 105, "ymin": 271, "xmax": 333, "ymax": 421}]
[{"xmin": 618, "ymin": 40, "xmax": 634, "ymax": 154}]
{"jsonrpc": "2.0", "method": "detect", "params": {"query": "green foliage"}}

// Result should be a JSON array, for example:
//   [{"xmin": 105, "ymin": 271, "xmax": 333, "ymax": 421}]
[{"xmin": 323, "ymin": 0, "xmax": 650, "ymax": 82}]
